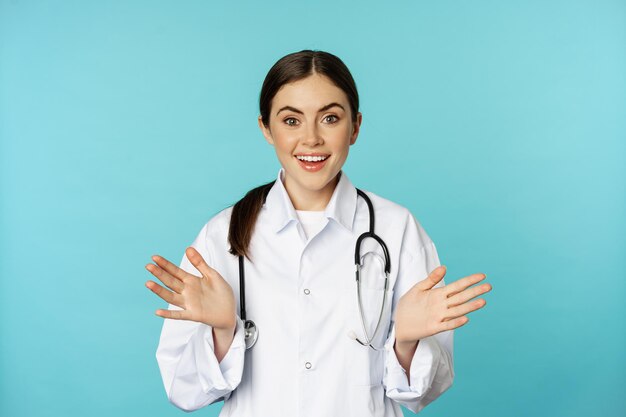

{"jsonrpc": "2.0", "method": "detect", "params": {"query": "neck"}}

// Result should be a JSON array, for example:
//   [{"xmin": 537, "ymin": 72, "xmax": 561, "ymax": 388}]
[{"xmin": 283, "ymin": 173, "xmax": 340, "ymax": 211}]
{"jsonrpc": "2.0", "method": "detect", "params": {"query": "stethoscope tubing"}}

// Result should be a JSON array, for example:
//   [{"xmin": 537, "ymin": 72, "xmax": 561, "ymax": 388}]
[{"xmin": 238, "ymin": 188, "xmax": 391, "ymax": 350}]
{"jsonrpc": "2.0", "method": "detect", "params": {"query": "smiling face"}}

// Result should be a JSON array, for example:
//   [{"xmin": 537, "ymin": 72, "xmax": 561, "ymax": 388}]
[{"xmin": 258, "ymin": 73, "xmax": 362, "ymax": 210}]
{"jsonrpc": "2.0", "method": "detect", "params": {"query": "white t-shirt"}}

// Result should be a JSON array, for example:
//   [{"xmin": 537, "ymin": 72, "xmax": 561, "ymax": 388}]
[{"xmin": 295, "ymin": 209, "xmax": 327, "ymax": 240}]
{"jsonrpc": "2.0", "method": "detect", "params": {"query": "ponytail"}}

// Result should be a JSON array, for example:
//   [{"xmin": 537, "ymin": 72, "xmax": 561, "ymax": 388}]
[{"xmin": 228, "ymin": 181, "xmax": 275, "ymax": 260}]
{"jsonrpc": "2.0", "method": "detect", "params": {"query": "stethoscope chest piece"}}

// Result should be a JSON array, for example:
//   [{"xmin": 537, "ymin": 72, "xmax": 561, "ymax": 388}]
[{"xmin": 244, "ymin": 319, "xmax": 258, "ymax": 349}]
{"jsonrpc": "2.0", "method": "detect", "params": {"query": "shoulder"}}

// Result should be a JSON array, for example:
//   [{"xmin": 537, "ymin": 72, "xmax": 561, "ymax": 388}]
[
  {"xmin": 193, "ymin": 206, "xmax": 234, "ymax": 242},
  {"xmin": 359, "ymin": 189, "xmax": 409, "ymax": 217},
  {"xmin": 358, "ymin": 188, "xmax": 434, "ymax": 247}
]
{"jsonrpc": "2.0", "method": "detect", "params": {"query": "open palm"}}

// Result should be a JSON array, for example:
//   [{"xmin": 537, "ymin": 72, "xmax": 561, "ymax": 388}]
[
  {"xmin": 394, "ymin": 265, "xmax": 492, "ymax": 343},
  {"xmin": 145, "ymin": 247, "xmax": 237, "ymax": 331}
]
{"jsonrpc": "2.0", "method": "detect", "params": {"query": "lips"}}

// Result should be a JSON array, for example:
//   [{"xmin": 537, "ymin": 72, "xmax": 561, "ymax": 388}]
[{"xmin": 294, "ymin": 154, "xmax": 329, "ymax": 172}]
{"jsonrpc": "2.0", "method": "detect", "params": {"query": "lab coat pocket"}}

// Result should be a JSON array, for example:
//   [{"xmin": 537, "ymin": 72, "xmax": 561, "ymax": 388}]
[{"xmin": 349, "ymin": 384, "xmax": 386, "ymax": 417}]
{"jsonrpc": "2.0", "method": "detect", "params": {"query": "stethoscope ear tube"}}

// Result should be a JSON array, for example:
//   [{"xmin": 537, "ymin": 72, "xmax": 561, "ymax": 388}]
[
  {"xmin": 354, "ymin": 189, "xmax": 391, "ymax": 275},
  {"xmin": 354, "ymin": 232, "xmax": 391, "ymax": 275},
  {"xmin": 353, "ymin": 189, "xmax": 391, "ymax": 350},
  {"xmin": 354, "ymin": 263, "xmax": 390, "ymax": 350}
]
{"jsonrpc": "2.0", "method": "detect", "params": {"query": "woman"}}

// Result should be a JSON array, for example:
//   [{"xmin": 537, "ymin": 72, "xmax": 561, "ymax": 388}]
[{"xmin": 145, "ymin": 49, "xmax": 492, "ymax": 416}]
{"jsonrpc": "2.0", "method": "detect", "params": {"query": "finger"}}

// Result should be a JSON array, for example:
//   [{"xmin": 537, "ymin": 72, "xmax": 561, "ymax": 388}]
[
  {"xmin": 145, "ymin": 280, "xmax": 184, "ymax": 308},
  {"xmin": 439, "ymin": 316, "xmax": 470, "ymax": 332},
  {"xmin": 155, "ymin": 308, "xmax": 189, "ymax": 320},
  {"xmin": 415, "ymin": 265, "xmax": 447, "ymax": 291},
  {"xmin": 145, "ymin": 263, "xmax": 184, "ymax": 293},
  {"xmin": 447, "ymin": 282, "xmax": 492, "ymax": 308},
  {"xmin": 185, "ymin": 247, "xmax": 218, "ymax": 280},
  {"xmin": 444, "ymin": 272, "xmax": 487, "ymax": 298},
  {"xmin": 152, "ymin": 254, "xmax": 194, "ymax": 282},
  {"xmin": 444, "ymin": 298, "xmax": 487, "ymax": 321}
]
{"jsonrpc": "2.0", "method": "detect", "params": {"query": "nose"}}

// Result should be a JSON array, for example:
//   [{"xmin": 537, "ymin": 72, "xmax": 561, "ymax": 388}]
[{"xmin": 301, "ymin": 122, "xmax": 324, "ymax": 147}]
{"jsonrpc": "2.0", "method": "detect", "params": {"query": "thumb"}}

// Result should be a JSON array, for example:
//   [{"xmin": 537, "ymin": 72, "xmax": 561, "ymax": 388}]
[{"xmin": 416, "ymin": 265, "xmax": 447, "ymax": 291}]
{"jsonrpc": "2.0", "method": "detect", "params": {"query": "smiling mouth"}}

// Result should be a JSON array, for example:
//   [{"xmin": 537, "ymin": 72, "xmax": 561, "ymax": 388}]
[
  {"xmin": 295, "ymin": 154, "xmax": 329, "ymax": 162},
  {"xmin": 294, "ymin": 154, "xmax": 330, "ymax": 172}
]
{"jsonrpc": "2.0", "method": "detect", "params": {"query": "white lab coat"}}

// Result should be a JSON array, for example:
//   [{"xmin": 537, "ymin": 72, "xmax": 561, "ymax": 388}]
[{"xmin": 156, "ymin": 168, "xmax": 454, "ymax": 416}]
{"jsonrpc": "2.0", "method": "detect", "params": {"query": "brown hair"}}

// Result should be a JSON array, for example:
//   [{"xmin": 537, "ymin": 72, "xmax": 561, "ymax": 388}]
[{"xmin": 228, "ymin": 49, "xmax": 360, "ymax": 260}]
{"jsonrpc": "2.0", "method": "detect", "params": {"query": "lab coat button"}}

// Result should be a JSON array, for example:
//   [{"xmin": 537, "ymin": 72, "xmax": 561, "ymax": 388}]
[
  {"xmin": 305, "ymin": 362, "xmax": 312, "ymax": 369},
  {"xmin": 303, "ymin": 288, "xmax": 311, "ymax": 295}
]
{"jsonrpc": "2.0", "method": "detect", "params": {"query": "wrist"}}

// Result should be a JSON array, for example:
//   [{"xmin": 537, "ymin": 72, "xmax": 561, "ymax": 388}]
[
  {"xmin": 393, "ymin": 338, "xmax": 419, "ymax": 379},
  {"xmin": 395, "ymin": 338, "xmax": 419, "ymax": 353},
  {"xmin": 212, "ymin": 321, "xmax": 237, "ymax": 338},
  {"xmin": 212, "ymin": 320, "xmax": 236, "ymax": 363},
  {"xmin": 394, "ymin": 326, "xmax": 421, "ymax": 347}
]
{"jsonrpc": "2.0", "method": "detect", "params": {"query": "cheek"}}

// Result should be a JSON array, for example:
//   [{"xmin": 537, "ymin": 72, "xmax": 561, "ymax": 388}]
[
  {"xmin": 272, "ymin": 138, "xmax": 298, "ymax": 164},
  {"xmin": 274, "ymin": 140, "xmax": 294, "ymax": 156},
  {"xmin": 330, "ymin": 138, "xmax": 352, "ymax": 158},
  {"xmin": 329, "ymin": 126, "xmax": 353, "ymax": 147},
  {"xmin": 270, "ymin": 129, "xmax": 296, "ymax": 151}
]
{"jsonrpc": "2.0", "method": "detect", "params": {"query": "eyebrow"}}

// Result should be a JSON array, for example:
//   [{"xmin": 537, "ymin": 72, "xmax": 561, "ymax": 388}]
[{"xmin": 275, "ymin": 102, "xmax": 345, "ymax": 116}]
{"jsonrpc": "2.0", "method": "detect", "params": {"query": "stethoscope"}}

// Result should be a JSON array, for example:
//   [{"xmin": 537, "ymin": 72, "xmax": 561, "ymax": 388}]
[{"xmin": 238, "ymin": 189, "xmax": 391, "ymax": 351}]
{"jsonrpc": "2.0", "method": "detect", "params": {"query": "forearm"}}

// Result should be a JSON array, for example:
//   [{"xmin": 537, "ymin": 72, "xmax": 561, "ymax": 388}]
[
  {"xmin": 212, "ymin": 325, "xmax": 236, "ymax": 363},
  {"xmin": 394, "ymin": 339, "xmax": 419, "ymax": 380},
  {"xmin": 385, "ymin": 331, "xmax": 454, "ymax": 414}
]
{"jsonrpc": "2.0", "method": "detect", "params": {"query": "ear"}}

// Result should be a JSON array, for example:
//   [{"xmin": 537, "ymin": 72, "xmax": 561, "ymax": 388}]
[
  {"xmin": 258, "ymin": 116, "xmax": 274, "ymax": 145},
  {"xmin": 349, "ymin": 112, "xmax": 362, "ymax": 146}
]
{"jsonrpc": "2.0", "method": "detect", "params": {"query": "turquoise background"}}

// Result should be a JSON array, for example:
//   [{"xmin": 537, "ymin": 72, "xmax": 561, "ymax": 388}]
[{"xmin": 1, "ymin": 1, "xmax": 624, "ymax": 416}]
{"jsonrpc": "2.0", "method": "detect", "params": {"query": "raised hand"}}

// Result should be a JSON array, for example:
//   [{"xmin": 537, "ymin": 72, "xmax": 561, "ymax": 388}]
[
  {"xmin": 394, "ymin": 265, "xmax": 492, "ymax": 344},
  {"xmin": 145, "ymin": 247, "xmax": 237, "ymax": 331}
]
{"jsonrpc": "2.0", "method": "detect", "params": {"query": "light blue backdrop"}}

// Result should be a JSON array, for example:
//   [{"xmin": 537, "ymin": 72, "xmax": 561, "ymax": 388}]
[{"xmin": 1, "ymin": 1, "xmax": 624, "ymax": 416}]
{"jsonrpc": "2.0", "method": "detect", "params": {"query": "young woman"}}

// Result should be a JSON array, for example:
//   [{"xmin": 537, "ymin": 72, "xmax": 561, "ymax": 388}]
[{"xmin": 145, "ymin": 50, "xmax": 492, "ymax": 416}]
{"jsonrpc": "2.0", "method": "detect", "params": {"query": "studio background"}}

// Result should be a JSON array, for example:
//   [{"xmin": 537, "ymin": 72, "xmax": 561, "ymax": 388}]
[{"xmin": 1, "ymin": 1, "xmax": 624, "ymax": 416}]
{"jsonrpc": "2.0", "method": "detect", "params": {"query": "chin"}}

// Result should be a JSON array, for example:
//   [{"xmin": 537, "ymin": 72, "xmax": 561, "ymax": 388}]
[
  {"xmin": 308, "ymin": 173, "xmax": 341, "ymax": 190},
  {"xmin": 298, "ymin": 176, "xmax": 329, "ymax": 190}
]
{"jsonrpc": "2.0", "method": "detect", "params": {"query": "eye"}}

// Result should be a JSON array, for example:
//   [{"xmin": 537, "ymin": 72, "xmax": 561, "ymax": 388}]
[
  {"xmin": 284, "ymin": 117, "xmax": 299, "ymax": 126},
  {"xmin": 323, "ymin": 115, "xmax": 339, "ymax": 124}
]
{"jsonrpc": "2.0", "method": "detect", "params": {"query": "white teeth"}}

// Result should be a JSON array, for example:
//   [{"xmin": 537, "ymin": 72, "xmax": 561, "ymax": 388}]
[{"xmin": 296, "ymin": 155, "xmax": 328, "ymax": 162}]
